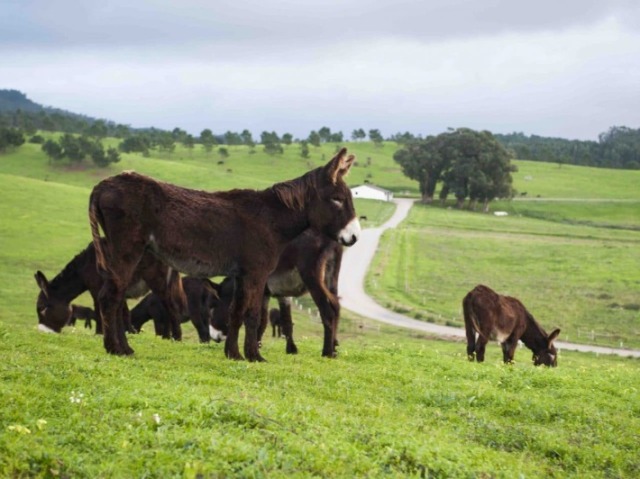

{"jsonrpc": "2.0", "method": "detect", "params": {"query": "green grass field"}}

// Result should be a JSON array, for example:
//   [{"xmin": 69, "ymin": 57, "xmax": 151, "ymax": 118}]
[{"xmin": 1, "ymin": 139, "xmax": 639, "ymax": 477}]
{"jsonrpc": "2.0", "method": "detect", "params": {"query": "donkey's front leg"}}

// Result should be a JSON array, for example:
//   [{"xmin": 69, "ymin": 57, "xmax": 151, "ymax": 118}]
[{"xmin": 240, "ymin": 275, "xmax": 268, "ymax": 362}]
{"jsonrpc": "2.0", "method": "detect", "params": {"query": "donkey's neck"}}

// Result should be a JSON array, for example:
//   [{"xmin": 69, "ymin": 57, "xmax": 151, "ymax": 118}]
[
  {"xmin": 261, "ymin": 189, "xmax": 311, "ymax": 244},
  {"xmin": 519, "ymin": 313, "xmax": 548, "ymax": 354},
  {"xmin": 49, "ymin": 268, "xmax": 87, "ymax": 303}
]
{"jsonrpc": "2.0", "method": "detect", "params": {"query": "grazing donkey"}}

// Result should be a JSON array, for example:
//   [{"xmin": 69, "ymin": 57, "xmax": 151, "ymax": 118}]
[
  {"xmin": 35, "ymin": 239, "xmax": 186, "ymax": 338},
  {"xmin": 69, "ymin": 304, "xmax": 98, "ymax": 329},
  {"xmin": 213, "ymin": 228, "xmax": 343, "ymax": 357},
  {"xmin": 463, "ymin": 284, "xmax": 561, "ymax": 366},
  {"xmin": 130, "ymin": 277, "xmax": 222, "ymax": 343},
  {"xmin": 89, "ymin": 148, "xmax": 360, "ymax": 360},
  {"xmin": 269, "ymin": 308, "xmax": 282, "ymax": 338}
]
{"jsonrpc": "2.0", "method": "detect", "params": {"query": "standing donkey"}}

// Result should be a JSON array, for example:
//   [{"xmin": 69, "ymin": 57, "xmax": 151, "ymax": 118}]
[
  {"xmin": 212, "ymin": 228, "xmax": 343, "ymax": 357},
  {"xmin": 35, "ymin": 239, "xmax": 185, "ymax": 338},
  {"xmin": 463, "ymin": 284, "xmax": 561, "ymax": 366},
  {"xmin": 88, "ymin": 148, "xmax": 360, "ymax": 360}
]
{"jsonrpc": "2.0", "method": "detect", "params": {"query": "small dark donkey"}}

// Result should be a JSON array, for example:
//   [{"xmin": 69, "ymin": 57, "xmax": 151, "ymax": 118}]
[
  {"xmin": 212, "ymin": 228, "xmax": 343, "ymax": 357},
  {"xmin": 69, "ymin": 304, "xmax": 98, "ymax": 329},
  {"xmin": 269, "ymin": 308, "xmax": 282, "ymax": 338},
  {"xmin": 89, "ymin": 148, "xmax": 359, "ymax": 360},
  {"xmin": 463, "ymin": 284, "xmax": 561, "ymax": 366},
  {"xmin": 130, "ymin": 277, "xmax": 221, "ymax": 343},
  {"xmin": 35, "ymin": 239, "xmax": 185, "ymax": 339}
]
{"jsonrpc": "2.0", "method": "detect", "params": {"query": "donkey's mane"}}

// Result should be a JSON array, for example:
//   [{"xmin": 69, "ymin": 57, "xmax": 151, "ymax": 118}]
[
  {"xmin": 48, "ymin": 241, "xmax": 94, "ymax": 291},
  {"xmin": 522, "ymin": 308, "xmax": 549, "ymax": 348},
  {"xmin": 271, "ymin": 168, "xmax": 320, "ymax": 211}
]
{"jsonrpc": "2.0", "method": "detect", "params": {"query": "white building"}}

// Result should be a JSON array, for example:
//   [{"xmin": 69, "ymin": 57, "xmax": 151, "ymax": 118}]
[{"xmin": 350, "ymin": 184, "xmax": 394, "ymax": 202}]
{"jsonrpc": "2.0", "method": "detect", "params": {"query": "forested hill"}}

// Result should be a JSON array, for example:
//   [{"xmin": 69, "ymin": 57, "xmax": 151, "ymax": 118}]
[
  {"xmin": 0, "ymin": 89, "xmax": 96, "ymax": 121},
  {"xmin": 0, "ymin": 89, "xmax": 133, "ymax": 136},
  {"xmin": 2, "ymin": 89, "xmax": 639, "ymax": 169},
  {"xmin": 495, "ymin": 127, "xmax": 640, "ymax": 169}
]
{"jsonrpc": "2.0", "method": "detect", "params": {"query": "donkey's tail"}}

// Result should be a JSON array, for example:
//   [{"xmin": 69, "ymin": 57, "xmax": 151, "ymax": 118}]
[
  {"xmin": 89, "ymin": 190, "xmax": 108, "ymax": 275},
  {"xmin": 463, "ymin": 293, "xmax": 487, "ymax": 341}
]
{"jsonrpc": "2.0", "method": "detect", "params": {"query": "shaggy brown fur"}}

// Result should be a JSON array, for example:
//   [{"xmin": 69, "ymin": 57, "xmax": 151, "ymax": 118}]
[
  {"xmin": 212, "ymin": 229, "xmax": 343, "ymax": 356},
  {"xmin": 130, "ymin": 277, "xmax": 220, "ymax": 343},
  {"xmin": 463, "ymin": 284, "xmax": 561, "ymax": 366},
  {"xmin": 35, "ymin": 239, "xmax": 186, "ymax": 338},
  {"xmin": 88, "ymin": 148, "xmax": 359, "ymax": 360}
]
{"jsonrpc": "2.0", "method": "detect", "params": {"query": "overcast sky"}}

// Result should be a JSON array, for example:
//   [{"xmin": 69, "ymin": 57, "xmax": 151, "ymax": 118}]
[{"xmin": 1, "ymin": 0, "xmax": 639, "ymax": 140}]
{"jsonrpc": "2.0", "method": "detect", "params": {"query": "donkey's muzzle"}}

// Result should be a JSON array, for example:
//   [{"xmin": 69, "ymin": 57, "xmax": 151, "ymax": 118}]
[{"xmin": 338, "ymin": 218, "xmax": 361, "ymax": 247}]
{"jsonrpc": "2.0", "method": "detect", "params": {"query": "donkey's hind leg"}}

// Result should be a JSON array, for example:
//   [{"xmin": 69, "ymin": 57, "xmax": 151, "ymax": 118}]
[
  {"xmin": 99, "ymin": 276, "xmax": 135, "ymax": 356},
  {"xmin": 278, "ymin": 297, "xmax": 298, "ymax": 355}
]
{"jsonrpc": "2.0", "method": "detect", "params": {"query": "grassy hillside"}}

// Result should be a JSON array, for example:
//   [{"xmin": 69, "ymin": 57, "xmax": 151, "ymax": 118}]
[{"xmin": 1, "ymin": 137, "xmax": 639, "ymax": 477}]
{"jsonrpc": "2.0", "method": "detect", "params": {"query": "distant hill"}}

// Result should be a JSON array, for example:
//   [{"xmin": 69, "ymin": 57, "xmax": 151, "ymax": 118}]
[{"xmin": 0, "ymin": 89, "xmax": 98, "ymax": 123}]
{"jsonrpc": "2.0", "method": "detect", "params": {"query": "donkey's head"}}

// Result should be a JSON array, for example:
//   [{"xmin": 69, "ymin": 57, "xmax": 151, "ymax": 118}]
[
  {"xmin": 309, "ymin": 147, "xmax": 360, "ymax": 246},
  {"xmin": 532, "ymin": 328, "xmax": 561, "ymax": 367},
  {"xmin": 34, "ymin": 271, "xmax": 72, "ymax": 333}
]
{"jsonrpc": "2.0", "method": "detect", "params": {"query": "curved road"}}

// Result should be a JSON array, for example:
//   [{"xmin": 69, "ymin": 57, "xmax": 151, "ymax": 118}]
[{"xmin": 339, "ymin": 199, "xmax": 640, "ymax": 359}]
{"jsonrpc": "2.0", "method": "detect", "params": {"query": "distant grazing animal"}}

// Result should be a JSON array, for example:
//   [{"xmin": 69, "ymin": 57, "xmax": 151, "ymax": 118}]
[
  {"xmin": 269, "ymin": 308, "xmax": 282, "ymax": 338},
  {"xmin": 212, "ymin": 228, "xmax": 343, "ymax": 357},
  {"xmin": 130, "ymin": 277, "xmax": 222, "ymax": 343},
  {"xmin": 35, "ymin": 239, "xmax": 186, "ymax": 339},
  {"xmin": 89, "ymin": 148, "xmax": 359, "ymax": 360},
  {"xmin": 69, "ymin": 304, "xmax": 97, "ymax": 329},
  {"xmin": 463, "ymin": 284, "xmax": 561, "ymax": 366}
]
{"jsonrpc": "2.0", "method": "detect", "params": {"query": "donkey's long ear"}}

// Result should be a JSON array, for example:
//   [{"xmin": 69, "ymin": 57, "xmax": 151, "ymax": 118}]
[
  {"xmin": 326, "ymin": 147, "xmax": 356, "ymax": 184},
  {"xmin": 548, "ymin": 328, "xmax": 561, "ymax": 345},
  {"xmin": 34, "ymin": 271, "xmax": 50, "ymax": 299}
]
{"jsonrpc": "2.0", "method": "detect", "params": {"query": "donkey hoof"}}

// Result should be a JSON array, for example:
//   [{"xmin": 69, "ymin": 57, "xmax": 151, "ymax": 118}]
[
  {"xmin": 247, "ymin": 353, "xmax": 267, "ymax": 363},
  {"xmin": 225, "ymin": 351, "xmax": 245, "ymax": 361},
  {"xmin": 286, "ymin": 344, "xmax": 298, "ymax": 355}
]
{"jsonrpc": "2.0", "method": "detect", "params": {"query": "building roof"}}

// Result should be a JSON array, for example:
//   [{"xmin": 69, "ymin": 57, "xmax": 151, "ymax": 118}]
[{"xmin": 351, "ymin": 184, "xmax": 393, "ymax": 194}]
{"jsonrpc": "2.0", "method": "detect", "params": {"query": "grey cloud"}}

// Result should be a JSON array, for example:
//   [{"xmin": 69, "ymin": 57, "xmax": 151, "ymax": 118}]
[{"xmin": 1, "ymin": 0, "xmax": 638, "ymax": 53}]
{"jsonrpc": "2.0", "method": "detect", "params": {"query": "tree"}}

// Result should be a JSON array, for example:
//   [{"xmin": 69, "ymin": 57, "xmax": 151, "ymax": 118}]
[
  {"xmin": 330, "ymin": 131, "xmax": 344, "ymax": 143},
  {"xmin": 394, "ymin": 128, "xmax": 515, "ymax": 209},
  {"xmin": 200, "ymin": 128, "xmax": 217, "ymax": 153},
  {"xmin": 261, "ymin": 131, "xmax": 283, "ymax": 155},
  {"xmin": 351, "ymin": 129, "xmax": 366, "ymax": 141},
  {"xmin": 240, "ymin": 129, "xmax": 255, "ymax": 148},
  {"xmin": 393, "ymin": 138, "xmax": 446, "ymax": 202},
  {"xmin": 183, "ymin": 134, "xmax": 195, "ymax": 152},
  {"xmin": 308, "ymin": 130, "xmax": 321, "ymax": 147},
  {"xmin": 119, "ymin": 135, "xmax": 151, "ymax": 156},
  {"xmin": 318, "ymin": 126, "xmax": 332, "ymax": 143},
  {"xmin": 157, "ymin": 132, "xmax": 176, "ymax": 154},
  {"xmin": 0, "ymin": 127, "xmax": 25, "ymax": 152},
  {"xmin": 282, "ymin": 133, "xmax": 293, "ymax": 145},
  {"xmin": 114, "ymin": 124, "xmax": 130, "ymax": 139},
  {"xmin": 59, "ymin": 133, "xmax": 84, "ymax": 163},
  {"xmin": 41, "ymin": 139, "xmax": 63, "ymax": 163},
  {"xmin": 86, "ymin": 120, "xmax": 108, "ymax": 139},
  {"xmin": 368, "ymin": 129, "xmax": 384, "ymax": 148},
  {"xmin": 300, "ymin": 140, "xmax": 310, "ymax": 158},
  {"xmin": 224, "ymin": 131, "xmax": 242, "ymax": 145}
]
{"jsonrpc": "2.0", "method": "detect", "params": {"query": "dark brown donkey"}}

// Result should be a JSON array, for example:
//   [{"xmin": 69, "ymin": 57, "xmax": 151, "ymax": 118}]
[
  {"xmin": 463, "ymin": 284, "xmax": 561, "ymax": 366},
  {"xmin": 130, "ymin": 277, "xmax": 221, "ymax": 343},
  {"xmin": 212, "ymin": 228, "xmax": 343, "ymax": 357},
  {"xmin": 35, "ymin": 239, "xmax": 185, "ymax": 338},
  {"xmin": 88, "ymin": 148, "xmax": 360, "ymax": 360}
]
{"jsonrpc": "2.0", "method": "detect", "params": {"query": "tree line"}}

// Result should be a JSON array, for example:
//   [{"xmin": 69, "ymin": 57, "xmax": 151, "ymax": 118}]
[{"xmin": 495, "ymin": 127, "xmax": 640, "ymax": 170}]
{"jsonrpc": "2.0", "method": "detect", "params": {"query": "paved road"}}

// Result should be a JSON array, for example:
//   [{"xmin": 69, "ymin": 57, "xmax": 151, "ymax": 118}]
[{"xmin": 339, "ymin": 199, "xmax": 640, "ymax": 359}]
